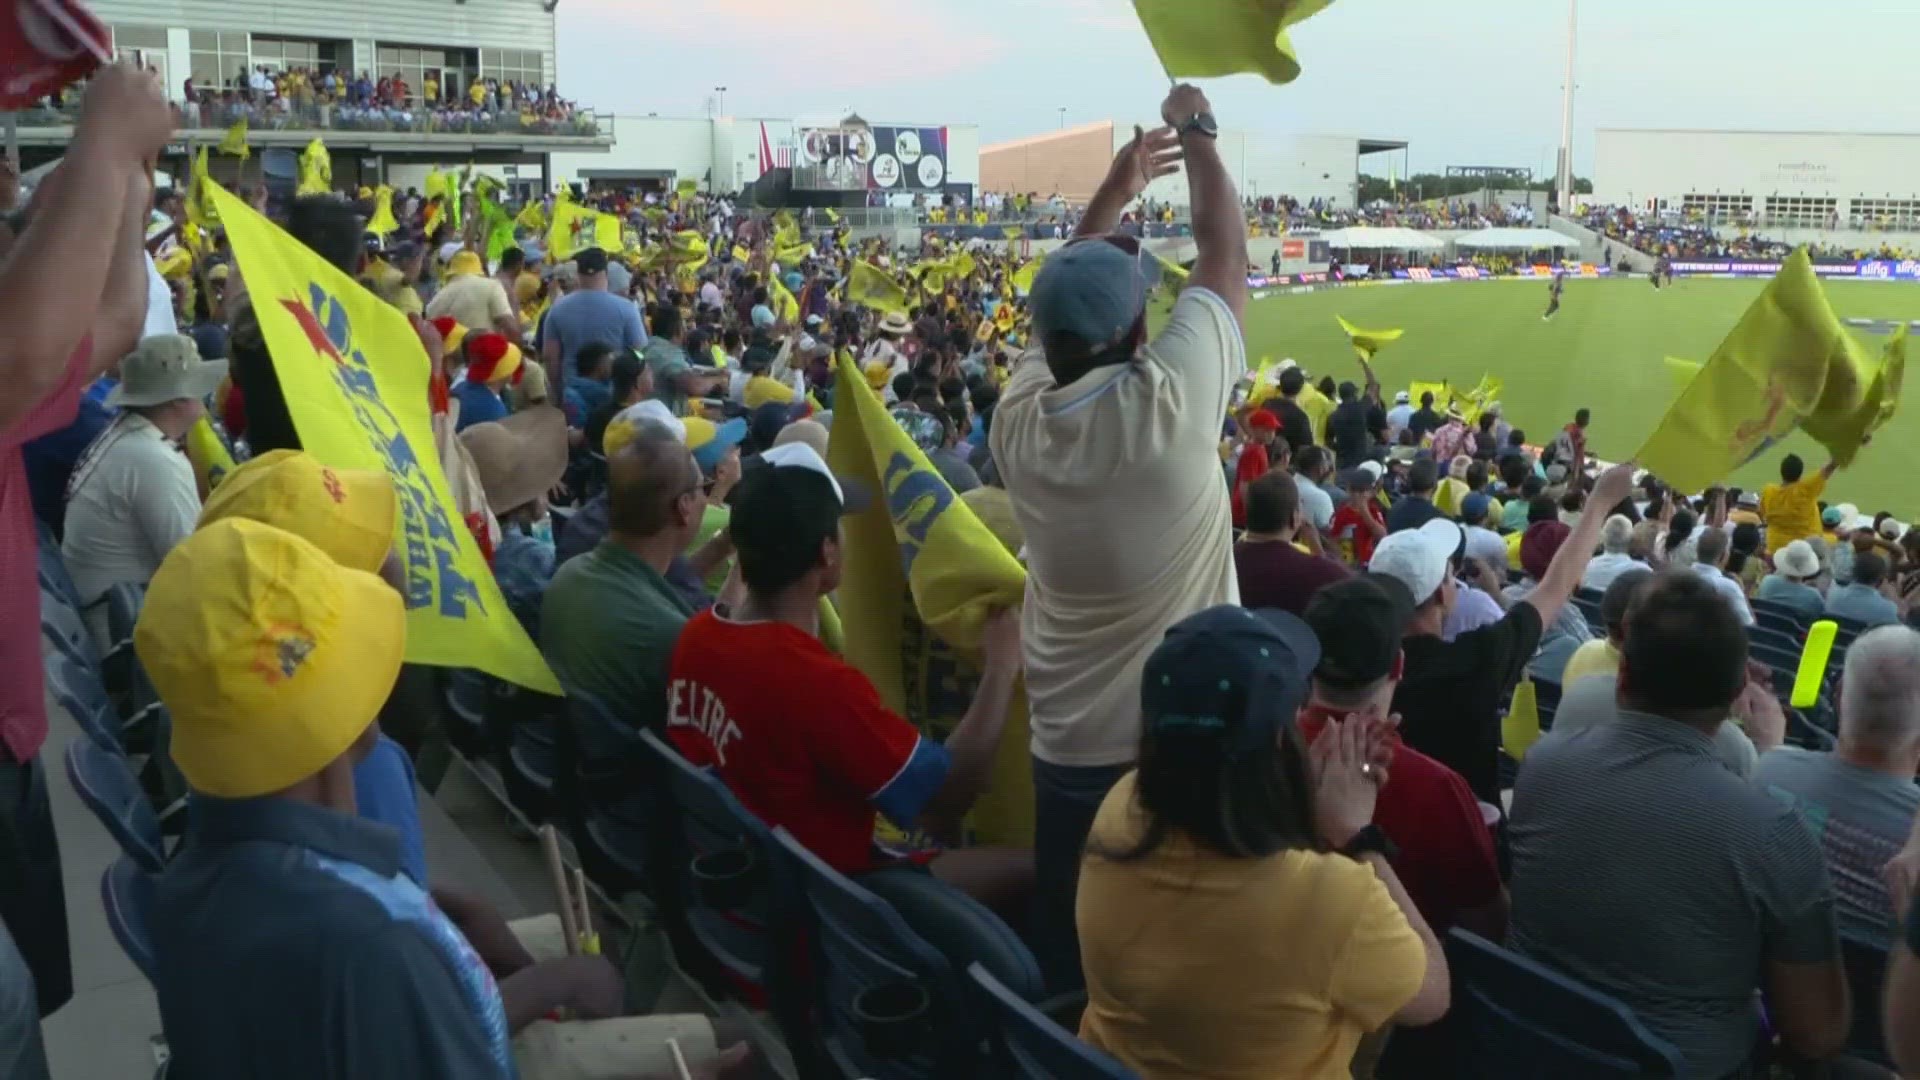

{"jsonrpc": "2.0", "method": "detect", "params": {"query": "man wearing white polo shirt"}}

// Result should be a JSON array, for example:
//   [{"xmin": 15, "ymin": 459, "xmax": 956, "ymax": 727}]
[{"xmin": 991, "ymin": 81, "xmax": 1247, "ymax": 992}]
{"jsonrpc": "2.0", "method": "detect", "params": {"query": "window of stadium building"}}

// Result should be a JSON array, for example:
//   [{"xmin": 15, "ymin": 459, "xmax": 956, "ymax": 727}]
[
  {"xmin": 1764, "ymin": 196, "xmax": 1836, "ymax": 227},
  {"xmin": 113, "ymin": 26, "xmax": 170, "ymax": 88},
  {"xmin": 479, "ymin": 49, "xmax": 546, "ymax": 93},
  {"xmin": 1850, "ymin": 198, "xmax": 1920, "ymax": 229},
  {"xmin": 250, "ymin": 37, "xmax": 347, "ymax": 76},
  {"xmin": 189, "ymin": 31, "xmax": 251, "ymax": 91},
  {"xmin": 376, "ymin": 45, "xmax": 475, "ymax": 105},
  {"xmin": 1680, "ymin": 193, "xmax": 1753, "ymax": 222}
]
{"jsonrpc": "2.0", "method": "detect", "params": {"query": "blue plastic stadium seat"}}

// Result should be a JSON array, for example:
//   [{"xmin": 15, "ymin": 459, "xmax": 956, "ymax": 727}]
[
  {"xmin": 65, "ymin": 738, "xmax": 166, "ymax": 871},
  {"xmin": 774, "ymin": 826, "xmax": 984, "ymax": 1079},
  {"xmin": 45, "ymin": 652, "xmax": 121, "ymax": 752},
  {"xmin": 1446, "ymin": 929, "xmax": 1684, "ymax": 1078},
  {"xmin": 100, "ymin": 855, "xmax": 159, "ymax": 982},
  {"xmin": 968, "ymin": 964, "xmax": 1135, "ymax": 1079}
]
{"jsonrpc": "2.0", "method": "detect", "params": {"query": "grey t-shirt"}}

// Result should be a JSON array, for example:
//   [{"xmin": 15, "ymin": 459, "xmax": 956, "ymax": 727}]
[
  {"xmin": 543, "ymin": 289, "xmax": 647, "ymax": 378},
  {"xmin": 1550, "ymin": 673, "xmax": 1757, "ymax": 777},
  {"xmin": 1510, "ymin": 712, "xmax": 1838, "ymax": 1079},
  {"xmin": 1755, "ymin": 746, "xmax": 1919, "ymax": 946}
]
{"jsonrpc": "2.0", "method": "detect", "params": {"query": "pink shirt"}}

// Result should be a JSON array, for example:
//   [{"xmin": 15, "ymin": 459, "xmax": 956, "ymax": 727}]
[{"xmin": 1, "ymin": 341, "xmax": 92, "ymax": 763}]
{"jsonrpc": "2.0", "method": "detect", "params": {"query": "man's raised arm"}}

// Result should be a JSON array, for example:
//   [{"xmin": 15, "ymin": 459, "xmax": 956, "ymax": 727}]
[{"xmin": 1164, "ymin": 84, "xmax": 1247, "ymax": 323}]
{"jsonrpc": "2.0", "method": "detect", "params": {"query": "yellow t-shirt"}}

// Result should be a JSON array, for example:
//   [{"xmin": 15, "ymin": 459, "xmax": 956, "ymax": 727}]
[
  {"xmin": 469, "ymin": 81, "xmax": 487, "ymax": 107},
  {"xmin": 1299, "ymin": 384, "xmax": 1335, "ymax": 444},
  {"xmin": 1561, "ymin": 639, "xmax": 1619, "ymax": 686},
  {"xmin": 1760, "ymin": 473, "xmax": 1827, "ymax": 554},
  {"xmin": 1078, "ymin": 773, "xmax": 1425, "ymax": 1080}
]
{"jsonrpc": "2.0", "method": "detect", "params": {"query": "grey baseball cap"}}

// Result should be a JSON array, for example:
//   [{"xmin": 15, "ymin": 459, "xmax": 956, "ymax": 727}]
[{"xmin": 1028, "ymin": 239, "xmax": 1158, "ymax": 359}]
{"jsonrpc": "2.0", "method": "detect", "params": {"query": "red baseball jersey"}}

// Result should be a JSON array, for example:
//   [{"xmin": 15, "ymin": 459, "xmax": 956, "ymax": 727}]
[{"xmin": 666, "ymin": 610, "xmax": 949, "ymax": 874}]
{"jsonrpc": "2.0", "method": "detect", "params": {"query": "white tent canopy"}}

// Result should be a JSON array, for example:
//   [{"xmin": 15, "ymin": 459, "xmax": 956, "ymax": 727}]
[
  {"xmin": 1319, "ymin": 226, "xmax": 1445, "ymax": 251},
  {"xmin": 1452, "ymin": 227, "xmax": 1574, "ymax": 251}
]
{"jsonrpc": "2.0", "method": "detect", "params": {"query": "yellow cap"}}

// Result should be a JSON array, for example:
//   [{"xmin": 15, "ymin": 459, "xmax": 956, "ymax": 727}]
[
  {"xmin": 446, "ymin": 250, "xmax": 485, "ymax": 277},
  {"xmin": 134, "ymin": 518, "xmax": 406, "ymax": 799},
  {"xmin": 197, "ymin": 449, "xmax": 398, "ymax": 574}
]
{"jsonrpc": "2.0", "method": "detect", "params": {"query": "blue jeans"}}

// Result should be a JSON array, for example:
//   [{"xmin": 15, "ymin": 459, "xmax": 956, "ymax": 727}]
[{"xmin": 1030, "ymin": 757, "xmax": 1131, "ymax": 994}]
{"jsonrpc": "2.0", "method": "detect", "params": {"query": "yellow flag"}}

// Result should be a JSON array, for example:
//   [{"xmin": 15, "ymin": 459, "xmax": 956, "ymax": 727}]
[
  {"xmin": 847, "ymin": 260, "xmax": 912, "ymax": 317},
  {"xmin": 365, "ymin": 185, "xmax": 398, "ymax": 238},
  {"xmin": 186, "ymin": 147, "xmax": 220, "ymax": 231},
  {"xmin": 296, "ymin": 138, "xmax": 331, "ymax": 196},
  {"xmin": 206, "ymin": 181, "xmax": 559, "ymax": 695},
  {"xmin": 823, "ymin": 208, "xmax": 840, "ymax": 224},
  {"xmin": 1636, "ymin": 248, "xmax": 1908, "ymax": 493},
  {"xmin": 1133, "ymin": 0, "xmax": 1333, "ymax": 85},
  {"xmin": 1503, "ymin": 678, "xmax": 1542, "ymax": 760},
  {"xmin": 676, "ymin": 177, "xmax": 698, "ymax": 198},
  {"xmin": 1458, "ymin": 373, "xmax": 1502, "ymax": 423},
  {"xmin": 1335, "ymin": 314, "xmax": 1404, "ymax": 362},
  {"xmin": 1010, "ymin": 256, "xmax": 1044, "ymax": 294},
  {"xmin": 769, "ymin": 275, "xmax": 800, "ymax": 324},
  {"xmin": 548, "ymin": 201, "xmax": 623, "ymax": 262},
  {"xmin": 514, "ymin": 200, "xmax": 547, "ymax": 234},
  {"xmin": 775, "ymin": 241, "xmax": 813, "ymax": 266},
  {"xmin": 827, "ymin": 350, "xmax": 1032, "ymax": 846},
  {"xmin": 1408, "ymin": 380, "xmax": 1451, "ymax": 417},
  {"xmin": 216, "ymin": 118, "xmax": 250, "ymax": 160},
  {"xmin": 730, "ymin": 244, "xmax": 753, "ymax": 264}
]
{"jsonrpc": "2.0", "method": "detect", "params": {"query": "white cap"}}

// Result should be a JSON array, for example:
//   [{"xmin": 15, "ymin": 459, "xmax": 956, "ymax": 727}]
[
  {"xmin": 1880, "ymin": 517, "xmax": 1907, "ymax": 541},
  {"xmin": 1775, "ymin": 539, "xmax": 1821, "ymax": 580},
  {"xmin": 1357, "ymin": 459, "xmax": 1385, "ymax": 482},
  {"xmin": 1832, "ymin": 502, "xmax": 1861, "ymax": 533},
  {"xmin": 1368, "ymin": 518, "xmax": 1464, "ymax": 605},
  {"xmin": 1393, "ymin": 390, "xmax": 1410, "ymax": 404},
  {"xmin": 614, "ymin": 400, "xmax": 685, "ymax": 443},
  {"xmin": 760, "ymin": 441, "xmax": 846, "ymax": 507}
]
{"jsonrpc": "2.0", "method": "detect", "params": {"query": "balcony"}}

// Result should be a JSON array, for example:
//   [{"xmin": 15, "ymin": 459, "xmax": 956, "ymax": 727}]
[{"xmin": 12, "ymin": 95, "xmax": 613, "ymax": 153}]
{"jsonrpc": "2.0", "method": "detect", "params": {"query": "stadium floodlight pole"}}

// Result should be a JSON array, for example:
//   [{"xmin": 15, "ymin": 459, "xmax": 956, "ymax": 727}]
[{"xmin": 1556, "ymin": 0, "xmax": 1577, "ymax": 214}]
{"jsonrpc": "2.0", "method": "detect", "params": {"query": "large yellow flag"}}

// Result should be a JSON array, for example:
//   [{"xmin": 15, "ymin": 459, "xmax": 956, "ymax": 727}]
[
  {"xmin": 547, "ymin": 201, "xmax": 623, "ymax": 262},
  {"xmin": 1336, "ymin": 314, "xmax": 1404, "ymax": 362},
  {"xmin": 186, "ymin": 147, "xmax": 219, "ymax": 231},
  {"xmin": 216, "ymin": 118, "xmax": 250, "ymax": 160},
  {"xmin": 365, "ymin": 185, "xmax": 398, "ymax": 239},
  {"xmin": 1010, "ymin": 256, "xmax": 1045, "ymax": 295},
  {"xmin": 827, "ymin": 350, "xmax": 1032, "ymax": 846},
  {"xmin": 206, "ymin": 181, "xmax": 559, "ymax": 695},
  {"xmin": 514, "ymin": 200, "xmax": 547, "ymax": 234},
  {"xmin": 769, "ymin": 274, "xmax": 800, "ymax": 324},
  {"xmin": 296, "ymin": 138, "xmax": 331, "ymax": 196},
  {"xmin": 847, "ymin": 260, "xmax": 912, "ymax": 317},
  {"xmin": 1636, "ymin": 248, "xmax": 1908, "ymax": 493},
  {"xmin": 1133, "ymin": 0, "xmax": 1333, "ymax": 85}
]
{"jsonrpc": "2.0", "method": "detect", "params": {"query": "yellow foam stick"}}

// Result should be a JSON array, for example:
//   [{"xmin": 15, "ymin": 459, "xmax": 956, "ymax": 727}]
[{"xmin": 1792, "ymin": 620, "xmax": 1838, "ymax": 709}]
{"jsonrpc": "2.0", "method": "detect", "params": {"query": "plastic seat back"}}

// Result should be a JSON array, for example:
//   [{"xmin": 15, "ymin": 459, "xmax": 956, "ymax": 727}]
[
  {"xmin": 66, "ymin": 739, "xmax": 166, "ymax": 871},
  {"xmin": 1447, "ymin": 930, "xmax": 1684, "ymax": 1079}
]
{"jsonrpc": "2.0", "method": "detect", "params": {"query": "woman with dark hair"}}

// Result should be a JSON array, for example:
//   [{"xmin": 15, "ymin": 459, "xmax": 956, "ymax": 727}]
[
  {"xmin": 1076, "ymin": 606, "xmax": 1446, "ymax": 1079},
  {"xmin": 1662, "ymin": 507, "xmax": 1697, "ymax": 567}
]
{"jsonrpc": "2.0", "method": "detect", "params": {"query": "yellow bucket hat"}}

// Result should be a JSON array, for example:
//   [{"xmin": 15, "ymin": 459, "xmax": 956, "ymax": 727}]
[
  {"xmin": 134, "ymin": 518, "xmax": 406, "ymax": 799},
  {"xmin": 446, "ymin": 250, "xmax": 485, "ymax": 278},
  {"xmin": 197, "ymin": 449, "xmax": 398, "ymax": 574}
]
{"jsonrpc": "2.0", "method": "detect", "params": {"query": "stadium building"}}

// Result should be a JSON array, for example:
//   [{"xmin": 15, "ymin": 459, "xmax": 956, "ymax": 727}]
[
  {"xmin": 29, "ymin": 0, "xmax": 613, "ymax": 196},
  {"xmin": 1594, "ymin": 128, "xmax": 1920, "ymax": 229},
  {"xmin": 548, "ymin": 116, "xmax": 981, "ymax": 205},
  {"xmin": 979, "ymin": 120, "xmax": 1404, "ymax": 208}
]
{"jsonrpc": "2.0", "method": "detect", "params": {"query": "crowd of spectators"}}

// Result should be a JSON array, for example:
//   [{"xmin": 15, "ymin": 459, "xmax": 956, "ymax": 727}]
[{"xmin": 20, "ymin": 64, "xmax": 1920, "ymax": 1080}]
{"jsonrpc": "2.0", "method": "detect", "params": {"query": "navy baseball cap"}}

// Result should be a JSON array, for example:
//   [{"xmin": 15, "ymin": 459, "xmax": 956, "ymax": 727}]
[
  {"xmin": 1141, "ymin": 606, "xmax": 1321, "ymax": 760},
  {"xmin": 1028, "ymin": 237, "xmax": 1159, "ymax": 360}
]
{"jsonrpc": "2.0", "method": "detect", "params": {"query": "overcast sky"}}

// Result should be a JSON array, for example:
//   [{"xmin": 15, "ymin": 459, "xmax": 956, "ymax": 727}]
[{"xmin": 556, "ymin": 0, "xmax": 1920, "ymax": 177}]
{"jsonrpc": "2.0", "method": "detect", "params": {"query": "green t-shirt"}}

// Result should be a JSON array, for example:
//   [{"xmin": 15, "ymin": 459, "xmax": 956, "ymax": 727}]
[{"xmin": 538, "ymin": 541, "xmax": 694, "ymax": 729}]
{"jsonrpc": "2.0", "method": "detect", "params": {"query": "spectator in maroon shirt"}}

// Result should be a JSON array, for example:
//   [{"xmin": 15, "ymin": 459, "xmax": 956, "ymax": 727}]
[
  {"xmin": 1299, "ymin": 575, "xmax": 1507, "ymax": 937},
  {"xmin": 1300, "ymin": 574, "xmax": 1508, "ymax": 1080},
  {"xmin": 1234, "ymin": 469, "xmax": 1348, "ymax": 615},
  {"xmin": 0, "ymin": 65, "xmax": 175, "ymax": 1018}
]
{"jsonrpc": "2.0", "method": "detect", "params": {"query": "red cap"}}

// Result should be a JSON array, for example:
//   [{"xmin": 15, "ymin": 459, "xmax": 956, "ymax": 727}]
[{"xmin": 1247, "ymin": 410, "xmax": 1280, "ymax": 432}]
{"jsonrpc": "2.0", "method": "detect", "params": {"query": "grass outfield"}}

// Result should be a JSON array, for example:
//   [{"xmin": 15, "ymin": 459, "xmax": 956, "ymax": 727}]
[{"xmin": 1236, "ymin": 277, "xmax": 1920, "ymax": 515}]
